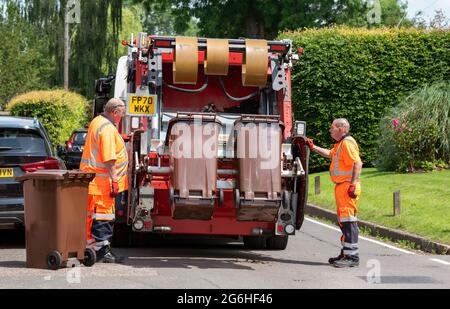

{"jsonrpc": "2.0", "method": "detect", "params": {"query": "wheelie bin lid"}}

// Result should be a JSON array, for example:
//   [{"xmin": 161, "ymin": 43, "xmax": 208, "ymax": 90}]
[
  {"xmin": 165, "ymin": 112, "xmax": 223, "ymax": 146},
  {"xmin": 235, "ymin": 114, "xmax": 284, "ymax": 127},
  {"xmin": 16, "ymin": 170, "xmax": 95, "ymax": 182}
]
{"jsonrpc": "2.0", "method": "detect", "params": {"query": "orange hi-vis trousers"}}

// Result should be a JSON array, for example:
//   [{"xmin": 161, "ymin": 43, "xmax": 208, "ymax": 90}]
[
  {"xmin": 86, "ymin": 194, "xmax": 115, "ymax": 251},
  {"xmin": 334, "ymin": 181, "xmax": 361, "ymax": 259}
]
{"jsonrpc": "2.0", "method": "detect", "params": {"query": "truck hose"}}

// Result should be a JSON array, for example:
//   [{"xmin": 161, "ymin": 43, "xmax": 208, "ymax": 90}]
[
  {"xmin": 164, "ymin": 76, "xmax": 209, "ymax": 93},
  {"xmin": 219, "ymin": 77, "xmax": 260, "ymax": 102}
]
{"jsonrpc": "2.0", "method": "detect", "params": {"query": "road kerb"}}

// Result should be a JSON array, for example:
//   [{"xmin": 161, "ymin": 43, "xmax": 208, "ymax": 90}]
[{"xmin": 305, "ymin": 203, "xmax": 450, "ymax": 255}]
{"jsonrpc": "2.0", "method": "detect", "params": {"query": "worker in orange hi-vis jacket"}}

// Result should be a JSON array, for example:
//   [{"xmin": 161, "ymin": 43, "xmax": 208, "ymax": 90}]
[
  {"xmin": 306, "ymin": 118, "xmax": 363, "ymax": 268},
  {"xmin": 80, "ymin": 98, "xmax": 129, "ymax": 264}
]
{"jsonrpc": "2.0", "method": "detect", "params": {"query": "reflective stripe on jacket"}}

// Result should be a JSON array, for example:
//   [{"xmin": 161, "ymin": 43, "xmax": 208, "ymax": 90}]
[
  {"xmin": 80, "ymin": 115, "xmax": 129, "ymax": 195},
  {"xmin": 329, "ymin": 136, "xmax": 360, "ymax": 184}
]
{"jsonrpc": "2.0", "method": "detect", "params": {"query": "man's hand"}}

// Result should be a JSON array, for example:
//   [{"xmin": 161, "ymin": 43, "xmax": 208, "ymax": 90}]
[
  {"xmin": 347, "ymin": 184, "xmax": 357, "ymax": 198},
  {"xmin": 111, "ymin": 181, "xmax": 119, "ymax": 198},
  {"xmin": 306, "ymin": 138, "xmax": 315, "ymax": 150},
  {"xmin": 121, "ymin": 133, "xmax": 131, "ymax": 142}
]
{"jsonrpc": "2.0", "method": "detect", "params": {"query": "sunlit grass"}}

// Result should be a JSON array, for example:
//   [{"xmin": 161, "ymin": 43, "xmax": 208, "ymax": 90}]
[{"xmin": 308, "ymin": 168, "xmax": 450, "ymax": 245}]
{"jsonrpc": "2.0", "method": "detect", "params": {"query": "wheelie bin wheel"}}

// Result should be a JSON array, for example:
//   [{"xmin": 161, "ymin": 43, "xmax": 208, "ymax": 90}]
[
  {"xmin": 83, "ymin": 247, "xmax": 96, "ymax": 267},
  {"xmin": 47, "ymin": 250, "xmax": 62, "ymax": 270}
]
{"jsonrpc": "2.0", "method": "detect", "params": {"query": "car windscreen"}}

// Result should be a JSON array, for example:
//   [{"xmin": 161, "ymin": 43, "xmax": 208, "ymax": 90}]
[
  {"xmin": 73, "ymin": 132, "xmax": 87, "ymax": 144},
  {"xmin": 0, "ymin": 128, "xmax": 47, "ymax": 154}
]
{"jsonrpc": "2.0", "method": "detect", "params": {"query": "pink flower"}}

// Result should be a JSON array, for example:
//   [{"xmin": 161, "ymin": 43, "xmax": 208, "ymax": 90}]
[
  {"xmin": 393, "ymin": 118, "xmax": 399, "ymax": 127},
  {"xmin": 397, "ymin": 127, "xmax": 403, "ymax": 132},
  {"xmin": 408, "ymin": 128, "xmax": 413, "ymax": 132}
]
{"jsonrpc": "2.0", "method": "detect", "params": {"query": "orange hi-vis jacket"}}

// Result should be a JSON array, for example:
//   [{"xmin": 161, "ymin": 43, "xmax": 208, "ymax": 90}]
[
  {"xmin": 80, "ymin": 114, "xmax": 129, "ymax": 196},
  {"xmin": 329, "ymin": 136, "xmax": 361, "ymax": 184},
  {"xmin": 329, "ymin": 136, "xmax": 362, "ymax": 223}
]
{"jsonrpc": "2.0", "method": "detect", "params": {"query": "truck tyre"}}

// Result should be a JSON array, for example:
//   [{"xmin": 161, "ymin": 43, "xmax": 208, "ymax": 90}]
[
  {"xmin": 266, "ymin": 235, "xmax": 288, "ymax": 250},
  {"xmin": 112, "ymin": 223, "xmax": 131, "ymax": 247},
  {"xmin": 243, "ymin": 236, "xmax": 266, "ymax": 249},
  {"xmin": 169, "ymin": 187, "xmax": 175, "ymax": 205},
  {"xmin": 219, "ymin": 189, "xmax": 224, "ymax": 207},
  {"xmin": 234, "ymin": 189, "xmax": 240, "ymax": 208}
]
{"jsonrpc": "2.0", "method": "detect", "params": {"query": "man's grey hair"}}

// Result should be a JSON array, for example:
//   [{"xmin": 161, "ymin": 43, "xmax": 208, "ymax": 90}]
[
  {"xmin": 104, "ymin": 98, "xmax": 125, "ymax": 113},
  {"xmin": 333, "ymin": 118, "xmax": 350, "ymax": 131}
]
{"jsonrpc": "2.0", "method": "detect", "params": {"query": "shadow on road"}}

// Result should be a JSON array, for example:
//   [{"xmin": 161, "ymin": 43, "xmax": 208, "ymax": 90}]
[
  {"xmin": 0, "ymin": 229, "xmax": 25, "ymax": 249},
  {"xmin": 111, "ymin": 238, "xmax": 330, "ymax": 269},
  {"xmin": 0, "ymin": 261, "xmax": 26, "ymax": 268},
  {"xmin": 0, "ymin": 230, "xmax": 330, "ymax": 270}
]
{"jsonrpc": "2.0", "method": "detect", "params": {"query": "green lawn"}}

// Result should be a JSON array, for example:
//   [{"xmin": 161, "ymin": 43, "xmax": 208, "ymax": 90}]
[{"xmin": 307, "ymin": 168, "xmax": 450, "ymax": 245}]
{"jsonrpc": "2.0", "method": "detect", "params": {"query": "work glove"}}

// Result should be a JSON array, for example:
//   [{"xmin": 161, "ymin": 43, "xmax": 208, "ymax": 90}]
[
  {"xmin": 347, "ymin": 183, "xmax": 360, "ymax": 199},
  {"xmin": 306, "ymin": 138, "xmax": 315, "ymax": 150},
  {"xmin": 121, "ymin": 133, "xmax": 131, "ymax": 142},
  {"xmin": 111, "ymin": 181, "xmax": 119, "ymax": 198}
]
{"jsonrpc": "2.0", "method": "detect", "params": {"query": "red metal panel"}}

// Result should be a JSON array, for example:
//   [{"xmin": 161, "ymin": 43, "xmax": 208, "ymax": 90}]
[
  {"xmin": 162, "ymin": 64, "xmax": 259, "ymax": 112},
  {"xmin": 135, "ymin": 59, "xmax": 142, "ymax": 87},
  {"xmin": 281, "ymin": 68, "xmax": 293, "ymax": 138},
  {"xmin": 161, "ymin": 51, "xmax": 243, "ymax": 66},
  {"xmin": 152, "ymin": 216, "xmax": 275, "ymax": 236}
]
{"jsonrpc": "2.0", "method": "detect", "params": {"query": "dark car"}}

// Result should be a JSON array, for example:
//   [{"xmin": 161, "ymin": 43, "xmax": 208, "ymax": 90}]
[
  {"xmin": 0, "ymin": 116, "xmax": 65, "ymax": 229},
  {"xmin": 58, "ymin": 128, "xmax": 87, "ymax": 169}
]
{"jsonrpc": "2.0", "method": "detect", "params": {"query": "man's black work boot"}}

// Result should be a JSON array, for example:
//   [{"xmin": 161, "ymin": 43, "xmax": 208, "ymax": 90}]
[
  {"xmin": 328, "ymin": 251, "xmax": 344, "ymax": 265},
  {"xmin": 333, "ymin": 257, "xmax": 359, "ymax": 268},
  {"xmin": 97, "ymin": 246, "xmax": 125, "ymax": 264}
]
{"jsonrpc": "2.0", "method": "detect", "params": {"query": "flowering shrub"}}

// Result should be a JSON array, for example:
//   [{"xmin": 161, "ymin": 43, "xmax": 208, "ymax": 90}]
[
  {"xmin": 377, "ymin": 82, "xmax": 449, "ymax": 173},
  {"xmin": 390, "ymin": 118, "xmax": 439, "ymax": 172}
]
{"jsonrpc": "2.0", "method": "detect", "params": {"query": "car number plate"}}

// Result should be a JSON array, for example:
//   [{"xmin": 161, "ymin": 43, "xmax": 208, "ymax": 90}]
[
  {"xmin": 127, "ymin": 95, "xmax": 157, "ymax": 116},
  {"xmin": 0, "ymin": 168, "xmax": 14, "ymax": 178}
]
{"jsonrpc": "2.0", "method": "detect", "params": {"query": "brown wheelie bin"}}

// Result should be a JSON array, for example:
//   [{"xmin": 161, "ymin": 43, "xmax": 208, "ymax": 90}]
[
  {"xmin": 16, "ymin": 170, "xmax": 96, "ymax": 270},
  {"xmin": 166, "ymin": 113, "xmax": 222, "ymax": 220},
  {"xmin": 234, "ymin": 115, "xmax": 283, "ymax": 221}
]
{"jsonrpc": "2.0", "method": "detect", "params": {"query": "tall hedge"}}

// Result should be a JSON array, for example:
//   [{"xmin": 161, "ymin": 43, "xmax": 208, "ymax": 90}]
[
  {"xmin": 280, "ymin": 27, "xmax": 450, "ymax": 171},
  {"xmin": 6, "ymin": 90, "xmax": 89, "ymax": 147}
]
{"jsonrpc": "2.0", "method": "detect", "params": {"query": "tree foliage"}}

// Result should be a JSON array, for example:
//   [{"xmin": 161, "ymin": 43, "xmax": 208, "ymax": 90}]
[
  {"xmin": 136, "ymin": 0, "xmax": 413, "ymax": 39},
  {"xmin": 0, "ymin": 1, "xmax": 53, "ymax": 108},
  {"xmin": 7, "ymin": 89, "xmax": 89, "ymax": 147},
  {"xmin": 0, "ymin": 0, "xmax": 123, "ymax": 103},
  {"xmin": 280, "ymin": 27, "xmax": 450, "ymax": 171}
]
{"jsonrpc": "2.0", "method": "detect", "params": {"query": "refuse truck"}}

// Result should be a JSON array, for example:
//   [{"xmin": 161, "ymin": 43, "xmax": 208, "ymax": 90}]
[{"xmin": 95, "ymin": 33, "xmax": 309, "ymax": 250}]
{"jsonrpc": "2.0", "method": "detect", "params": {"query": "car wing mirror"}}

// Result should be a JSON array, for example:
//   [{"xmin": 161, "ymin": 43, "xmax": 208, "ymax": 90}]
[{"xmin": 57, "ymin": 145, "xmax": 66, "ymax": 157}]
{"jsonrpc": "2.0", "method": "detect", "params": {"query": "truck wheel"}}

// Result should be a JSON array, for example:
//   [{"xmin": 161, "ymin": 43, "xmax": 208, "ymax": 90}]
[
  {"xmin": 219, "ymin": 189, "xmax": 224, "ymax": 207},
  {"xmin": 243, "ymin": 236, "xmax": 266, "ymax": 249},
  {"xmin": 47, "ymin": 250, "xmax": 62, "ymax": 270},
  {"xmin": 267, "ymin": 235, "xmax": 288, "ymax": 250},
  {"xmin": 112, "ymin": 223, "xmax": 131, "ymax": 247},
  {"xmin": 234, "ymin": 189, "xmax": 240, "ymax": 208},
  {"xmin": 169, "ymin": 187, "xmax": 175, "ymax": 205},
  {"xmin": 83, "ymin": 248, "xmax": 96, "ymax": 267}
]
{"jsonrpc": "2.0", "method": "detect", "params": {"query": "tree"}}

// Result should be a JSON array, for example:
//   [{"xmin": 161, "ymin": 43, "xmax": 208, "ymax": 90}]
[
  {"xmin": 0, "ymin": 1, "xmax": 53, "ymax": 108},
  {"xmin": 430, "ymin": 9, "xmax": 449, "ymax": 30},
  {"xmin": 136, "ymin": 0, "xmax": 414, "ymax": 39},
  {"xmin": 19, "ymin": 0, "xmax": 123, "ymax": 99}
]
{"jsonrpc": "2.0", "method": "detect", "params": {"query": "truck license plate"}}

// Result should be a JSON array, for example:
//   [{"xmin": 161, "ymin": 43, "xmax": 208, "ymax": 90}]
[
  {"xmin": 127, "ymin": 95, "xmax": 157, "ymax": 116},
  {"xmin": 0, "ymin": 168, "xmax": 14, "ymax": 178}
]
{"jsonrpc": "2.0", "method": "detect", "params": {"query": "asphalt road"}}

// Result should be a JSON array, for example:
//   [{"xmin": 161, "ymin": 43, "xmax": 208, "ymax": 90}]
[{"xmin": 0, "ymin": 217, "xmax": 449, "ymax": 289}]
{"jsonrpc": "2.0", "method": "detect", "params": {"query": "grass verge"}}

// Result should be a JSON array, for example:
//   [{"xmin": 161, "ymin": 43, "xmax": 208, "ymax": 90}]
[{"xmin": 308, "ymin": 168, "xmax": 450, "ymax": 245}]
